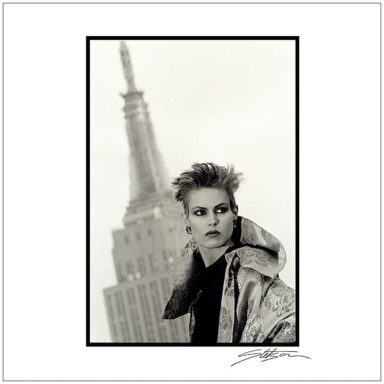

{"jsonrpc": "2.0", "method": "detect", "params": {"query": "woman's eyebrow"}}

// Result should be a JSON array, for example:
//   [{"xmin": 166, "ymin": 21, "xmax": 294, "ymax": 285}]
[
  {"xmin": 191, "ymin": 203, "xmax": 229, "ymax": 210},
  {"xmin": 214, "ymin": 203, "xmax": 230, "ymax": 209}
]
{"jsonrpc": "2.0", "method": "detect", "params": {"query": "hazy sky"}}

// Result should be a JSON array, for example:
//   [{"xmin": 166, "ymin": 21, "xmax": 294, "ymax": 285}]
[{"xmin": 90, "ymin": 39, "xmax": 296, "ymax": 342}]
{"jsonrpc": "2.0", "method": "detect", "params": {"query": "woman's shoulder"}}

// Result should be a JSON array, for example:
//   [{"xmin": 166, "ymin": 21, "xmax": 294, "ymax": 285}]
[
  {"xmin": 260, "ymin": 276, "xmax": 296, "ymax": 319},
  {"xmin": 264, "ymin": 276, "xmax": 295, "ymax": 300}
]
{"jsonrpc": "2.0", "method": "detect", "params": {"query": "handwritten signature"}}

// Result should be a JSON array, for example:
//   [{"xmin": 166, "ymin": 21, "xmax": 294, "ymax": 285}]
[{"xmin": 231, "ymin": 348, "xmax": 311, "ymax": 366}]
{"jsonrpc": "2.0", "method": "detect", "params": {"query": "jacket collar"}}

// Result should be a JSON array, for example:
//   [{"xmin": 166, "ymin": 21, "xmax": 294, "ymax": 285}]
[
  {"xmin": 182, "ymin": 216, "xmax": 286, "ymax": 277},
  {"xmin": 163, "ymin": 216, "xmax": 286, "ymax": 319},
  {"xmin": 224, "ymin": 216, "xmax": 286, "ymax": 278}
]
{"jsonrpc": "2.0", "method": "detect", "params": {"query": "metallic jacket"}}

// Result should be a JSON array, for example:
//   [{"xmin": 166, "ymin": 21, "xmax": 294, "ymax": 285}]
[{"xmin": 163, "ymin": 216, "xmax": 296, "ymax": 343}]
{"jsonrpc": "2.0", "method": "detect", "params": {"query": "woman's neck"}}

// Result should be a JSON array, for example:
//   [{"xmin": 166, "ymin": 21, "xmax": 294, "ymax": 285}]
[{"xmin": 197, "ymin": 239, "xmax": 234, "ymax": 267}]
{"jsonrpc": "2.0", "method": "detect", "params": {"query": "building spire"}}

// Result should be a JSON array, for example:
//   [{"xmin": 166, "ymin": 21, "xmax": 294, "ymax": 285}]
[
  {"xmin": 120, "ymin": 41, "xmax": 137, "ymax": 92},
  {"xmin": 119, "ymin": 42, "xmax": 170, "ymax": 203}
]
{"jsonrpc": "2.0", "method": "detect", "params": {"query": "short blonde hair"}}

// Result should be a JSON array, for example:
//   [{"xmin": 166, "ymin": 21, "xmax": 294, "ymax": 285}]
[{"xmin": 172, "ymin": 162, "xmax": 243, "ymax": 213}]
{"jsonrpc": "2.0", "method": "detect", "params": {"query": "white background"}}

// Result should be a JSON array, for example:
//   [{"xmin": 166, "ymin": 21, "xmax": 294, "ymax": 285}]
[{"xmin": 3, "ymin": 2, "xmax": 381, "ymax": 381}]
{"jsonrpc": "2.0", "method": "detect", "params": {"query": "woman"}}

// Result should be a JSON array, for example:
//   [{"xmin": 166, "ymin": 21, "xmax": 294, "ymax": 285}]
[{"xmin": 163, "ymin": 162, "xmax": 295, "ymax": 344}]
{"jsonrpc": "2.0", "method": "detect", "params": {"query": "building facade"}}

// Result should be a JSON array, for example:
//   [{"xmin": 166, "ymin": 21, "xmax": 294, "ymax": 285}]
[{"xmin": 103, "ymin": 42, "xmax": 189, "ymax": 342}]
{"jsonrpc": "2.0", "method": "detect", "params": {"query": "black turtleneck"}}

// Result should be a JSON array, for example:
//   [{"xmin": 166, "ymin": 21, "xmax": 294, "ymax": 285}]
[{"xmin": 191, "ymin": 253, "xmax": 228, "ymax": 345}]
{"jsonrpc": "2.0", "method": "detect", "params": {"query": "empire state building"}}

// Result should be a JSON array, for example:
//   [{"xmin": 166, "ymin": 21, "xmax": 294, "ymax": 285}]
[{"xmin": 103, "ymin": 42, "xmax": 189, "ymax": 342}]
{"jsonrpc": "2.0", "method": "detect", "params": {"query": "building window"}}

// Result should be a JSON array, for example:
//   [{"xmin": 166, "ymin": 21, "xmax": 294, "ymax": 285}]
[
  {"xmin": 111, "ymin": 322, "xmax": 118, "ymax": 341},
  {"xmin": 162, "ymin": 250, "xmax": 169, "ymax": 271},
  {"xmin": 138, "ymin": 285, "xmax": 156, "ymax": 341},
  {"xmin": 161, "ymin": 278, "xmax": 171, "ymax": 302},
  {"xmin": 137, "ymin": 257, "xmax": 146, "ymax": 277},
  {"xmin": 126, "ymin": 288, "xmax": 144, "ymax": 341},
  {"xmin": 150, "ymin": 281, "xmax": 168, "ymax": 342},
  {"xmin": 149, "ymin": 253, "xmax": 159, "ymax": 273},
  {"xmin": 169, "ymin": 315, "xmax": 180, "ymax": 341},
  {"xmin": 105, "ymin": 294, "xmax": 115, "ymax": 321},
  {"xmin": 168, "ymin": 249, "xmax": 175, "ymax": 264},
  {"xmin": 115, "ymin": 262, "xmax": 124, "ymax": 282},
  {"xmin": 115, "ymin": 291, "xmax": 124, "ymax": 317},
  {"xmin": 126, "ymin": 260, "xmax": 134, "ymax": 275}
]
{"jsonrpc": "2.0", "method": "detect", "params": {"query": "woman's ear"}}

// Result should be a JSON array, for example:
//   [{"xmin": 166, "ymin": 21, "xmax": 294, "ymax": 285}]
[
  {"xmin": 181, "ymin": 211, "xmax": 189, "ymax": 226},
  {"xmin": 232, "ymin": 204, "xmax": 239, "ymax": 220}
]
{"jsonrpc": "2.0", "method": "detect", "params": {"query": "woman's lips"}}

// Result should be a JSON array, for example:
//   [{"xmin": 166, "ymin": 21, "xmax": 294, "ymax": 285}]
[{"xmin": 205, "ymin": 230, "xmax": 221, "ymax": 237}]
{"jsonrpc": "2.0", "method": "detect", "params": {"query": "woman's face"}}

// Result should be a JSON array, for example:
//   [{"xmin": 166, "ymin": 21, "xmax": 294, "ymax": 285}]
[{"xmin": 185, "ymin": 187, "xmax": 237, "ymax": 250}]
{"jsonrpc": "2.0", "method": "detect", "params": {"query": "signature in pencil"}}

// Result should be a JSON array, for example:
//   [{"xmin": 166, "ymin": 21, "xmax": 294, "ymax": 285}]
[{"xmin": 231, "ymin": 347, "xmax": 311, "ymax": 366}]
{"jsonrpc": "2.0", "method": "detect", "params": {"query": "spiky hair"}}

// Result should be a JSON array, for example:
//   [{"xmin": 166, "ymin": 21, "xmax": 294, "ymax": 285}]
[{"xmin": 172, "ymin": 162, "xmax": 243, "ymax": 213}]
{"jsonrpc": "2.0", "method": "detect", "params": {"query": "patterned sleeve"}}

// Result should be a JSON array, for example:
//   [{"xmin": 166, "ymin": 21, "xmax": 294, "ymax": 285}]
[{"xmin": 268, "ymin": 313, "xmax": 296, "ymax": 343}]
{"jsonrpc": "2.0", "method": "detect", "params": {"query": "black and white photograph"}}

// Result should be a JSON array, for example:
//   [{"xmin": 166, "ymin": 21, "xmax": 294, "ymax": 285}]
[
  {"xmin": 3, "ymin": 2, "xmax": 380, "ymax": 381},
  {"xmin": 88, "ymin": 38, "xmax": 297, "ymax": 345}
]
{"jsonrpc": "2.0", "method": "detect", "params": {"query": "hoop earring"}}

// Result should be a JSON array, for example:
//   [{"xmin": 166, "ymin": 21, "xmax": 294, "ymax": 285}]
[{"xmin": 186, "ymin": 226, "xmax": 192, "ymax": 235}]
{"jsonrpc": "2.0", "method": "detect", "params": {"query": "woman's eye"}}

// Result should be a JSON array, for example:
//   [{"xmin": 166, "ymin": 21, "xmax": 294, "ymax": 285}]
[
  {"xmin": 194, "ymin": 210, "xmax": 205, "ymax": 216},
  {"xmin": 216, "ymin": 207, "xmax": 228, "ymax": 214}
]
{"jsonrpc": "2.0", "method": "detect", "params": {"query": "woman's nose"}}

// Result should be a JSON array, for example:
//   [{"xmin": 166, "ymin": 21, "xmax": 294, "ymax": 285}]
[{"xmin": 208, "ymin": 212, "xmax": 219, "ymax": 225}]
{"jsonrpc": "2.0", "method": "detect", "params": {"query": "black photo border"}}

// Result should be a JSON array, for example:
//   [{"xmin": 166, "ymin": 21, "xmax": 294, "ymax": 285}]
[{"xmin": 86, "ymin": 36, "xmax": 300, "ymax": 348}]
